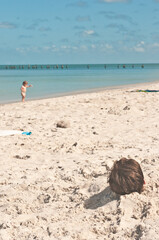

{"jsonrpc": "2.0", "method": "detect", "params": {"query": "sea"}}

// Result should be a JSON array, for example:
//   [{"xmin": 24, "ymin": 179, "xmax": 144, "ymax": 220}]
[{"xmin": 0, "ymin": 63, "xmax": 159, "ymax": 104}]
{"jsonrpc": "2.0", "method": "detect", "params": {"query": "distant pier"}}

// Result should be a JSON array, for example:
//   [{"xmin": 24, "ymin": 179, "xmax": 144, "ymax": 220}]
[{"xmin": 0, "ymin": 64, "xmax": 148, "ymax": 70}]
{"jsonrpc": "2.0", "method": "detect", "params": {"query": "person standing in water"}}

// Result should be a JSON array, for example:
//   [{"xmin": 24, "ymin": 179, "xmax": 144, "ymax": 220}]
[{"xmin": 21, "ymin": 81, "xmax": 32, "ymax": 102}]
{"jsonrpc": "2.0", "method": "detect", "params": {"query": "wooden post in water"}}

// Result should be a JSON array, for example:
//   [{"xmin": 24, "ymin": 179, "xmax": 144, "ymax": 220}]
[{"xmin": 9, "ymin": 66, "xmax": 16, "ymax": 69}]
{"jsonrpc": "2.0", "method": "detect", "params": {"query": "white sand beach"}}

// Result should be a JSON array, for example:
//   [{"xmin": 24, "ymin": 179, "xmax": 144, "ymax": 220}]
[{"xmin": 0, "ymin": 83, "xmax": 159, "ymax": 240}]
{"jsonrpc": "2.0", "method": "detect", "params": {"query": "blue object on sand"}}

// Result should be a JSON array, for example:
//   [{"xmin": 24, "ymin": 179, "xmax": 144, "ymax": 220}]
[
  {"xmin": 136, "ymin": 90, "xmax": 159, "ymax": 92},
  {"xmin": 22, "ymin": 132, "xmax": 32, "ymax": 135}
]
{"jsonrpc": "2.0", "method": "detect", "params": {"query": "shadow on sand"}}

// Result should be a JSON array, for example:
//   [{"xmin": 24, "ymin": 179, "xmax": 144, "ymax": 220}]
[{"xmin": 84, "ymin": 186, "xmax": 120, "ymax": 210}]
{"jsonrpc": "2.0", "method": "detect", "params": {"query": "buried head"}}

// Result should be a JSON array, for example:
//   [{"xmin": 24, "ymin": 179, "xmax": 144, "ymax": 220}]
[{"xmin": 108, "ymin": 158, "xmax": 145, "ymax": 195}]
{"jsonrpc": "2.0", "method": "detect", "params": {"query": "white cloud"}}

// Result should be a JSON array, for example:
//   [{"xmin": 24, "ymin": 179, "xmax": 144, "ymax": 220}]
[
  {"xmin": 43, "ymin": 45, "xmax": 59, "ymax": 52},
  {"xmin": 0, "ymin": 22, "xmax": 17, "ymax": 29},
  {"xmin": 100, "ymin": 43, "xmax": 113, "ymax": 51},
  {"xmin": 84, "ymin": 30, "xmax": 95, "ymax": 35},
  {"xmin": 133, "ymin": 41, "xmax": 145, "ymax": 53},
  {"xmin": 151, "ymin": 43, "xmax": 159, "ymax": 48},
  {"xmin": 61, "ymin": 45, "xmax": 68, "ymax": 49},
  {"xmin": 16, "ymin": 46, "xmax": 40, "ymax": 54},
  {"xmin": 80, "ymin": 45, "xmax": 88, "ymax": 51},
  {"xmin": 43, "ymin": 46, "xmax": 50, "ymax": 51},
  {"xmin": 99, "ymin": 0, "xmax": 128, "ymax": 2},
  {"xmin": 50, "ymin": 45, "xmax": 59, "ymax": 52},
  {"xmin": 16, "ymin": 48, "xmax": 25, "ymax": 54},
  {"xmin": 43, "ymin": 44, "xmax": 78, "ymax": 53},
  {"xmin": 61, "ymin": 45, "xmax": 78, "ymax": 51},
  {"xmin": 72, "ymin": 46, "xmax": 78, "ymax": 50},
  {"xmin": 76, "ymin": 29, "xmax": 98, "ymax": 38},
  {"xmin": 91, "ymin": 44, "xmax": 96, "ymax": 49},
  {"xmin": 105, "ymin": 44, "xmax": 113, "ymax": 49},
  {"xmin": 100, "ymin": 11, "xmax": 134, "ymax": 25},
  {"xmin": 134, "ymin": 47, "xmax": 145, "ymax": 52},
  {"xmin": 66, "ymin": 1, "xmax": 87, "ymax": 8}
]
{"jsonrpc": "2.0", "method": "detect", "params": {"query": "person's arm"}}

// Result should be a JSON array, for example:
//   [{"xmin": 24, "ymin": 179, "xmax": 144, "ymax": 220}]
[{"xmin": 26, "ymin": 84, "xmax": 32, "ymax": 88}]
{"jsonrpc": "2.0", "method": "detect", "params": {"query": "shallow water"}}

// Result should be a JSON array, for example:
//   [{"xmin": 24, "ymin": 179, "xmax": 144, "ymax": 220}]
[{"xmin": 0, "ymin": 63, "xmax": 159, "ymax": 103}]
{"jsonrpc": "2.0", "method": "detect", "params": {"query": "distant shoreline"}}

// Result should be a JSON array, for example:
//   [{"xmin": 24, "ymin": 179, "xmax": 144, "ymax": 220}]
[{"xmin": 1, "ymin": 79, "xmax": 159, "ymax": 106}]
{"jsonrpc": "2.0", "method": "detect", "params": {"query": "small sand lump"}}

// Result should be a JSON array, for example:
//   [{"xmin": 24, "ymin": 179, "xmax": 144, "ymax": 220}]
[{"xmin": 56, "ymin": 120, "xmax": 70, "ymax": 128}]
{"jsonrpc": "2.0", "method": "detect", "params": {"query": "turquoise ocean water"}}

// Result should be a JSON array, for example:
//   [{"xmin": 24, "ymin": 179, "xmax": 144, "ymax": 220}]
[{"xmin": 0, "ymin": 63, "xmax": 159, "ymax": 103}]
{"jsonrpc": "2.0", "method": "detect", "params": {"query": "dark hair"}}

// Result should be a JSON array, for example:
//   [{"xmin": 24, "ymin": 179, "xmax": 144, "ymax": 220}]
[
  {"xmin": 23, "ymin": 81, "xmax": 28, "ymax": 85},
  {"xmin": 108, "ymin": 158, "xmax": 144, "ymax": 195}
]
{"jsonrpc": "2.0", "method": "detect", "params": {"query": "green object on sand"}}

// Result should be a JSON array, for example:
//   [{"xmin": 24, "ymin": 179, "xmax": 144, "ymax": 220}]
[{"xmin": 136, "ymin": 90, "xmax": 159, "ymax": 93}]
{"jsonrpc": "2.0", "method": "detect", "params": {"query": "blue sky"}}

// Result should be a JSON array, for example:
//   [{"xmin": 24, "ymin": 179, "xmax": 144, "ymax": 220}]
[{"xmin": 1, "ymin": 0, "xmax": 159, "ymax": 64}]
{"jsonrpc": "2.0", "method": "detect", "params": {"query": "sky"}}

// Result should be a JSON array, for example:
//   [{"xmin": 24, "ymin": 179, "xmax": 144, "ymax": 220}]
[{"xmin": 1, "ymin": 0, "xmax": 159, "ymax": 64}]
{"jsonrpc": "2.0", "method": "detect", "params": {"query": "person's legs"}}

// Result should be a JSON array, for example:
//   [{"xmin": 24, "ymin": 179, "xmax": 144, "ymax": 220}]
[{"xmin": 21, "ymin": 93, "xmax": 26, "ymax": 102}]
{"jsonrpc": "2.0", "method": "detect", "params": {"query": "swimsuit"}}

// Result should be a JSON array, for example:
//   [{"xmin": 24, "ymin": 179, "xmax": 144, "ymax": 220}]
[
  {"xmin": 21, "ymin": 92, "xmax": 26, "ymax": 97},
  {"xmin": 21, "ymin": 85, "xmax": 26, "ymax": 97}
]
